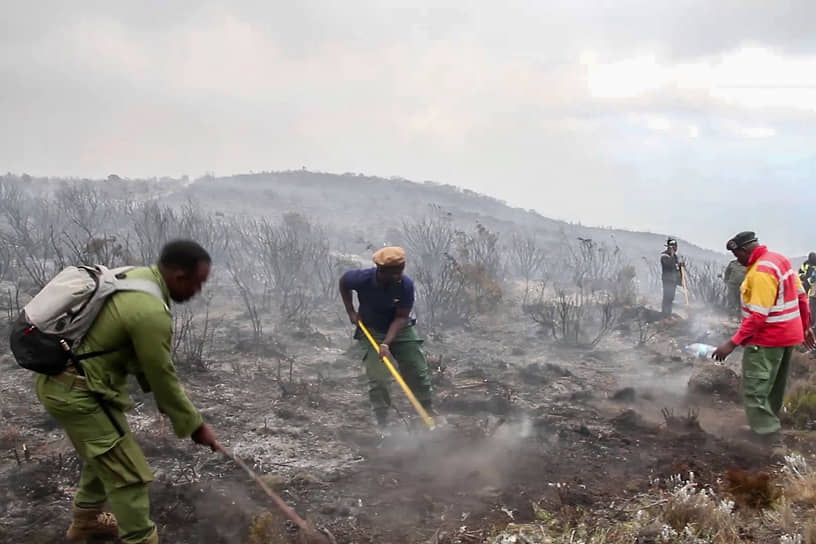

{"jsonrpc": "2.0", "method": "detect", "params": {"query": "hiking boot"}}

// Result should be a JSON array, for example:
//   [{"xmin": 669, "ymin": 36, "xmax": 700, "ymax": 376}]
[{"xmin": 66, "ymin": 504, "xmax": 119, "ymax": 541}]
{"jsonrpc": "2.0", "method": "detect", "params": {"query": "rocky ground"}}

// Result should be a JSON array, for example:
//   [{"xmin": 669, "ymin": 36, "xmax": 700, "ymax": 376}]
[{"xmin": 2, "ymin": 302, "xmax": 816, "ymax": 544}]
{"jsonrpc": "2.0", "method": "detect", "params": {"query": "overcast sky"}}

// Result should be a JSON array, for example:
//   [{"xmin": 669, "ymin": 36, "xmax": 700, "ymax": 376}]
[{"xmin": 2, "ymin": 1, "xmax": 815, "ymax": 255}]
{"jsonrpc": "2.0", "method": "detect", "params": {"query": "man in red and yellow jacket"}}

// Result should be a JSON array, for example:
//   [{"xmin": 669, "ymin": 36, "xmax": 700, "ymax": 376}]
[{"xmin": 714, "ymin": 231, "xmax": 816, "ymax": 440}]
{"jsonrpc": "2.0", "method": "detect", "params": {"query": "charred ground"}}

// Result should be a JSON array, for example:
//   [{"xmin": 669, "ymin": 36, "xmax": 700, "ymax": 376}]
[{"xmin": 1, "ymin": 174, "xmax": 816, "ymax": 543}]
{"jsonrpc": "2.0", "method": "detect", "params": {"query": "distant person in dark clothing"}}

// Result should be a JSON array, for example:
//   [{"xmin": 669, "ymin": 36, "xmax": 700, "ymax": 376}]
[
  {"xmin": 660, "ymin": 237, "xmax": 684, "ymax": 318},
  {"xmin": 799, "ymin": 252, "xmax": 816, "ymax": 327}
]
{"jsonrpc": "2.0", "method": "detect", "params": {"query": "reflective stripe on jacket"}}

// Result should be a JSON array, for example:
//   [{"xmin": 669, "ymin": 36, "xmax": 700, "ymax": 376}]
[{"xmin": 733, "ymin": 246, "xmax": 810, "ymax": 347}]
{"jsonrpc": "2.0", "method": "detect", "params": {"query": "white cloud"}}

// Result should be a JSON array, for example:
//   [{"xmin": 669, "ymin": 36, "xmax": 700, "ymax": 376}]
[
  {"xmin": 735, "ymin": 126, "xmax": 776, "ymax": 138},
  {"xmin": 645, "ymin": 115, "xmax": 672, "ymax": 132},
  {"xmin": 3, "ymin": 2, "xmax": 816, "ymax": 255},
  {"xmin": 585, "ymin": 46, "xmax": 816, "ymax": 112}
]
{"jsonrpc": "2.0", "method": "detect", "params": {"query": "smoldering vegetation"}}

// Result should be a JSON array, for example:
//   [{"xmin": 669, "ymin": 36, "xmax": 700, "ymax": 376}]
[{"xmin": 3, "ymin": 173, "xmax": 814, "ymax": 544}]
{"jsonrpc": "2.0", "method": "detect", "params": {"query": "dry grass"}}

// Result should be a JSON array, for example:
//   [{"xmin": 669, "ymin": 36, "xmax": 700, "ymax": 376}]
[
  {"xmin": 659, "ymin": 474, "xmax": 740, "ymax": 543},
  {"xmin": 782, "ymin": 380, "xmax": 816, "ymax": 430},
  {"xmin": 805, "ymin": 520, "xmax": 816, "ymax": 544},
  {"xmin": 783, "ymin": 454, "xmax": 816, "ymax": 506},
  {"xmin": 724, "ymin": 468, "xmax": 779, "ymax": 509}
]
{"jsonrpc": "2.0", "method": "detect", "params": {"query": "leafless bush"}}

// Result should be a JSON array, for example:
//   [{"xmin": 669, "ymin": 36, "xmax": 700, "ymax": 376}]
[
  {"xmin": 684, "ymin": 258, "xmax": 727, "ymax": 308},
  {"xmin": 454, "ymin": 222, "xmax": 503, "ymax": 309},
  {"xmin": 403, "ymin": 209, "xmax": 503, "ymax": 329},
  {"xmin": 611, "ymin": 265, "xmax": 638, "ymax": 306},
  {"xmin": 566, "ymin": 236, "xmax": 625, "ymax": 292},
  {"xmin": 54, "ymin": 185, "xmax": 113, "ymax": 248},
  {"xmin": 223, "ymin": 213, "xmax": 331, "ymax": 347},
  {"xmin": 254, "ymin": 213, "xmax": 331, "ymax": 326},
  {"xmin": 172, "ymin": 295, "xmax": 219, "ymax": 371},
  {"xmin": 633, "ymin": 308, "xmax": 660, "ymax": 345},
  {"xmin": 0, "ymin": 189, "xmax": 62, "ymax": 288},
  {"xmin": 403, "ymin": 207, "xmax": 459, "ymax": 328},
  {"xmin": 315, "ymin": 252, "xmax": 363, "ymax": 301},
  {"xmin": 1, "ymin": 284, "xmax": 22, "ymax": 330},
  {"xmin": 226, "ymin": 254, "xmax": 265, "ymax": 350},
  {"xmin": 523, "ymin": 237, "xmax": 632, "ymax": 346},
  {"xmin": 506, "ymin": 231, "xmax": 548, "ymax": 304},
  {"xmin": 176, "ymin": 200, "xmax": 232, "ymax": 263},
  {"xmin": 641, "ymin": 255, "xmax": 663, "ymax": 294},
  {"xmin": 132, "ymin": 201, "xmax": 180, "ymax": 265},
  {"xmin": 0, "ymin": 237, "xmax": 12, "ymax": 282},
  {"xmin": 524, "ymin": 288, "xmax": 619, "ymax": 347}
]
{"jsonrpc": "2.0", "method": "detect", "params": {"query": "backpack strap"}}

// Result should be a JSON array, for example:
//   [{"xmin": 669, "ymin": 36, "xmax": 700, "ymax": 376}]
[
  {"xmin": 75, "ymin": 278, "xmax": 167, "ymax": 362},
  {"xmin": 114, "ymin": 278, "xmax": 167, "ymax": 306}
]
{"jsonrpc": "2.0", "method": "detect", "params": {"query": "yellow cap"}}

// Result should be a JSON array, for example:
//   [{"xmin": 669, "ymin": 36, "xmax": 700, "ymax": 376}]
[{"xmin": 372, "ymin": 246, "xmax": 406, "ymax": 267}]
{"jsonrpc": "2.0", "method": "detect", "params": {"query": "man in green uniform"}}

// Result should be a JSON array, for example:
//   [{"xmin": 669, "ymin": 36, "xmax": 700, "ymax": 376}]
[
  {"xmin": 36, "ymin": 240, "xmax": 219, "ymax": 544},
  {"xmin": 339, "ymin": 246, "xmax": 433, "ymax": 433},
  {"xmin": 723, "ymin": 258, "xmax": 747, "ymax": 317}
]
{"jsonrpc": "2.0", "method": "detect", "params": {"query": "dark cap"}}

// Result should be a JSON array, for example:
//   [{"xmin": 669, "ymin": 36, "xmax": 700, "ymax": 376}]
[
  {"xmin": 666, "ymin": 237, "xmax": 678, "ymax": 247},
  {"xmin": 726, "ymin": 231, "xmax": 758, "ymax": 251}
]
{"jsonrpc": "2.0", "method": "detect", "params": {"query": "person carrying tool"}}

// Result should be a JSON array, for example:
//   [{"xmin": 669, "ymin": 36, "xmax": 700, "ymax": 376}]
[
  {"xmin": 713, "ymin": 232, "xmax": 815, "ymax": 449},
  {"xmin": 799, "ymin": 252, "xmax": 816, "ymax": 326},
  {"xmin": 35, "ymin": 240, "xmax": 219, "ymax": 544},
  {"xmin": 339, "ymin": 246, "xmax": 433, "ymax": 433},
  {"xmin": 723, "ymin": 258, "xmax": 747, "ymax": 317},
  {"xmin": 660, "ymin": 237, "xmax": 684, "ymax": 319}
]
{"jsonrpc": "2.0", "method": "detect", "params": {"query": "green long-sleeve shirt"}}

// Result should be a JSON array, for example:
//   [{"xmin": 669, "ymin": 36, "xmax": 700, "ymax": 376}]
[{"xmin": 74, "ymin": 265, "xmax": 202, "ymax": 438}]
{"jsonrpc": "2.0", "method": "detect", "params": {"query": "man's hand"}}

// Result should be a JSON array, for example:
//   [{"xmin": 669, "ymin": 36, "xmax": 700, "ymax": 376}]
[
  {"xmin": 712, "ymin": 340, "xmax": 737, "ymax": 362},
  {"xmin": 378, "ymin": 343, "xmax": 393, "ymax": 361},
  {"xmin": 348, "ymin": 310, "xmax": 359, "ymax": 325},
  {"xmin": 191, "ymin": 422, "xmax": 219, "ymax": 452},
  {"xmin": 805, "ymin": 328, "xmax": 816, "ymax": 350}
]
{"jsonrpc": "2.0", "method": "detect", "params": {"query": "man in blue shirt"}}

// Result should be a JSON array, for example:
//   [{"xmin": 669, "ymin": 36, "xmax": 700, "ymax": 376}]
[{"xmin": 339, "ymin": 246, "xmax": 433, "ymax": 431}]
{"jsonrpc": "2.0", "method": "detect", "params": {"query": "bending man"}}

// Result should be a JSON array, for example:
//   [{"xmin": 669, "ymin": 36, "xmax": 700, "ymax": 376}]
[{"xmin": 36, "ymin": 240, "xmax": 219, "ymax": 544}]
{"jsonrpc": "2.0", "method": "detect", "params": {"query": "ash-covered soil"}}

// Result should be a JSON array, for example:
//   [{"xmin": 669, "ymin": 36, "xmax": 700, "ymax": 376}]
[{"xmin": 1, "ymin": 307, "xmax": 811, "ymax": 544}]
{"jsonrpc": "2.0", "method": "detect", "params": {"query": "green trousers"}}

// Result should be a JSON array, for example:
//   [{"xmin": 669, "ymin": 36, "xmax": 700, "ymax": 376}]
[
  {"xmin": 36, "ymin": 373, "xmax": 156, "ymax": 544},
  {"xmin": 741, "ymin": 345, "xmax": 794, "ymax": 434},
  {"xmin": 360, "ymin": 325, "xmax": 432, "ymax": 423}
]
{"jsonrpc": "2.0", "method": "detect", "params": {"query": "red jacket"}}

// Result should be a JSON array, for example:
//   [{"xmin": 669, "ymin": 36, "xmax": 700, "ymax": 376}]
[{"xmin": 732, "ymin": 246, "xmax": 810, "ymax": 347}]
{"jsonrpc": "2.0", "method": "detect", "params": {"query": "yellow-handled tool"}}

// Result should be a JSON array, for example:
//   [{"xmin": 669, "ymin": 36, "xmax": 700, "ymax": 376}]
[
  {"xmin": 681, "ymin": 267, "xmax": 690, "ymax": 306},
  {"xmin": 357, "ymin": 320, "xmax": 436, "ymax": 430}
]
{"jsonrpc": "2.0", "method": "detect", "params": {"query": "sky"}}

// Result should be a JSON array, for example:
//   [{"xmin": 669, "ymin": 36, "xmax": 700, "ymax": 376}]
[{"xmin": 2, "ymin": 1, "xmax": 815, "ymax": 255}]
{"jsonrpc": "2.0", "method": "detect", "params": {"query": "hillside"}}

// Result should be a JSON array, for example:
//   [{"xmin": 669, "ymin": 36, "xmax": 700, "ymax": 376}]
[
  {"xmin": 4, "ymin": 171, "xmax": 816, "ymax": 544},
  {"xmin": 174, "ymin": 170, "xmax": 726, "ymax": 265}
]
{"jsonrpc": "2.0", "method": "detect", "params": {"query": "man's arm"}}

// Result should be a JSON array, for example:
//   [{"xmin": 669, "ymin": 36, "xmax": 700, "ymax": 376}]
[
  {"xmin": 382, "ymin": 279, "xmax": 415, "ymax": 348},
  {"xmin": 126, "ymin": 309, "xmax": 203, "ymax": 438},
  {"xmin": 339, "ymin": 273, "xmax": 358, "ymax": 324},
  {"xmin": 660, "ymin": 254, "xmax": 674, "ymax": 274},
  {"xmin": 382, "ymin": 309, "xmax": 410, "ymax": 347}
]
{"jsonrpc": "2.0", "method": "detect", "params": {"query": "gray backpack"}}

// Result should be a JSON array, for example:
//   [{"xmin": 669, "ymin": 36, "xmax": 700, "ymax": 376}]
[{"xmin": 9, "ymin": 265, "xmax": 165, "ymax": 375}]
